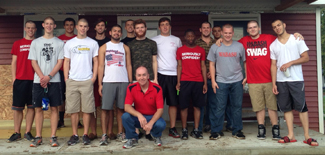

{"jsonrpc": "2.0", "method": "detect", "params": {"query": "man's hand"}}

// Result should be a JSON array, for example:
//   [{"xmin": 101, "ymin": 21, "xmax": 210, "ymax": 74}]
[
  {"xmin": 272, "ymin": 84, "xmax": 279, "ymax": 95},
  {"xmin": 242, "ymin": 78, "xmax": 247, "ymax": 89},
  {"xmin": 176, "ymin": 82, "xmax": 180, "ymax": 91},
  {"xmin": 153, "ymin": 79, "xmax": 158, "ymax": 85},
  {"xmin": 207, "ymin": 72, "xmax": 211, "ymax": 79},
  {"xmin": 40, "ymin": 76, "xmax": 50, "ymax": 88},
  {"xmin": 203, "ymin": 84, "xmax": 207, "ymax": 94},
  {"xmin": 293, "ymin": 33, "xmax": 304, "ymax": 40},
  {"xmin": 12, "ymin": 78, "xmax": 15, "ymax": 85},
  {"xmin": 91, "ymin": 77, "xmax": 96, "ymax": 84},
  {"xmin": 280, "ymin": 62, "xmax": 292, "ymax": 72},
  {"xmin": 138, "ymin": 114, "xmax": 147, "ymax": 128},
  {"xmin": 143, "ymin": 122, "xmax": 153, "ymax": 133},
  {"xmin": 215, "ymin": 38, "xmax": 223, "ymax": 47},
  {"xmin": 98, "ymin": 85, "xmax": 103, "ymax": 97},
  {"xmin": 212, "ymin": 81, "xmax": 219, "ymax": 94}
]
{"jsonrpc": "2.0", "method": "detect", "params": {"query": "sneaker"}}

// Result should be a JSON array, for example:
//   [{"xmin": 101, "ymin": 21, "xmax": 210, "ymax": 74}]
[
  {"xmin": 209, "ymin": 132, "xmax": 221, "ymax": 140},
  {"xmin": 89, "ymin": 133, "xmax": 98, "ymax": 141},
  {"xmin": 153, "ymin": 137, "xmax": 162, "ymax": 146},
  {"xmin": 83, "ymin": 134, "xmax": 91, "ymax": 145},
  {"xmin": 50, "ymin": 136, "xmax": 60, "ymax": 147},
  {"xmin": 7, "ymin": 133, "xmax": 21, "ymax": 143},
  {"xmin": 272, "ymin": 125, "xmax": 281, "ymax": 140},
  {"xmin": 67, "ymin": 135, "xmax": 79, "ymax": 146},
  {"xmin": 78, "ymin": 121, "xmax": 83, "ymax": 129},
  {"xmin": 203, "ymin": 125, "xmax": 211, "ymax": 133},
  {"xmin": 108, "ymin": 133, "xmax": 117, "ymax": 140},
  {"xmin": 257, "ymin": 124, "xmax": 266, "ymax": 140},
  {"xmin": 145, "ymin": 134, "xmax": 154, "ymax": 141},
  {"xmin": 137, "ymin": 128, "xmax": 144, "ymax": 139},
  {"xmin": 99, "ymin": 134, "xmax": 109, "ymax": 145},
  {"xmin": 123, "ymin": 138, "xmax": 138, "ymax": 149},
  {"xmin": 218, "ymin": 131, "xmax": 224, "ymax": 137},
  {"xmin": 30, "ymin": 137, "xmax": 42, "ymax": 147},
  {"xmin": 117, "ymin": 133, "xmax": 127, "ymax": 143},
  {"xmin": 169, "ymin": 127, "xmax": 180, "ymax": 138},
  {"xmin": 24, "ymin": 132, "xmax": 35, "ymax": 141},
  {"xmin": 190, "ymin": 130, "xmax": 203, "ymax": 139},
  {"xmin": 226, "ymin": 127, "xmax": 233, "ymax": 132},
  {"xmin": 57, "ymin": 120, "xmax": 65, "ymax": 128},
  {"xmin": 233, "ymin": 130, "xmax": 246, "ymax": 139},
  {"xmin": 181, "ymin": 128, "xmax": 188, "ymax": 140}
]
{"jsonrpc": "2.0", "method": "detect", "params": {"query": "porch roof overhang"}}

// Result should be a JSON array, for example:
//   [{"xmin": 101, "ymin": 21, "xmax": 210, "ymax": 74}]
[{"xmin": 0, "ymin": 0, "xmax": 324, "ymax": 15}]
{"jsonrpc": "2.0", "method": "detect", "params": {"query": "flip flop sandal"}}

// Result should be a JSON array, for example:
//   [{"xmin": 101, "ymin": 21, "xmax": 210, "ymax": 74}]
[
  {"xmin": 278, "ymin": 136, "xmax": 297, "ymax": 143},
  {"xmin": 303, "ymin": 138, "xmax": 319, "ymax": 146}
]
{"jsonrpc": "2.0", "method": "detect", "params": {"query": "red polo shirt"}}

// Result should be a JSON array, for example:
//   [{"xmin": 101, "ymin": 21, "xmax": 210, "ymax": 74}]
[{"xmin": 125, "ymin": 81, "xmax": 164, "ymax": 115}]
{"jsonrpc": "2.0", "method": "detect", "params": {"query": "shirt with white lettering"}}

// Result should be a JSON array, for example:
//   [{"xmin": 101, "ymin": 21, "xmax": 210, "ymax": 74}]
[
  {"xmin": 270, "ymin": 34, "xmax": 308, "ymax": 82},
  {"xmin": 207, "ymin": 41, "xmax": 245, "ymax": 83}
]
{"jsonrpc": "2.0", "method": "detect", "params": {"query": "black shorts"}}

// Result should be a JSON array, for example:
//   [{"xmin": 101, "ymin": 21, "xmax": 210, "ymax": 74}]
[
  {"xmin": 32, "ymin": 82, "xmax": 63, "ymax": 108},
  {"xmin": 276, "ymin": 81, "xmax": 308, "ymax": 113},
  {"xmin": 12, "ymin": 80, "xmax": 34, "ymax": 110},
  {"xmin": 179, "ymin": 81, "xmax": 206, "ymax": 110},
  {"xmin": 59, "ymin": 70, "xmax": 66, "ymax": 101},
  {"xmin": 158, "ymin": 73, "xmax": 178, "ymax": 106}
]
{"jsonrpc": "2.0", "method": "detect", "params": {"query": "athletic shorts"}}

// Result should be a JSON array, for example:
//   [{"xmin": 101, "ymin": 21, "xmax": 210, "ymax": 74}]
[
  {"xmin": 32, "ymin": 82, "xmax": 62, "ymax": 108},
  {"xmin": 12, "ymin": 80, "xmax": 34, "ymax": 110},
  {"xmin": 101, "ymin": 82, "xmax": 128, "ymax": 110},
  {"xmin": 93, "ymin": 79, "xmax": 101, "ymax": 107},
  {"xmin": 276, "ymin": 81, "xmax": 308, "ymax": 113},
  {"xmin": 65, "ymin": 79, "xmax": 95, "ymax": 114},
  {"xmin": 248, "ymin": 83, "xmax": 277, "ymax": 112},
  {"xmin": 158, "ymin": 73, "xmax": 178, "ymax": 106},
  {"xmin": 179, "ymin": 81, "xmax": 206, "ymax": 110},
  {"xmin": 59, "ymin": 70, "xmax": 66, "ymax": 101}
]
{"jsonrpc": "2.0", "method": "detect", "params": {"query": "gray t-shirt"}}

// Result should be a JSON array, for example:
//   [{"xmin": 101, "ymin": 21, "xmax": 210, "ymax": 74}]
[
  {"xmin": 207, "ymin": 41, "xmax": 245, "ymax": 83},
  {"xmin": 28, "ymin": 36, "xmax": 64, "ymax": 83}
]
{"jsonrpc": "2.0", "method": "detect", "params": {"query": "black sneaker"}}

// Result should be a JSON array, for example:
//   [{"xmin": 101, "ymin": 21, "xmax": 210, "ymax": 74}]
[
  {"xmin": 203, "ymin": 125, "xmax": 211, "ymax": 133},
  {"xmin": 138, "ymin": 128, "xmax": 144, "ymax": 139},
  {"xmin": 169, "ymin": 127, "xmax": 180, "ymax": 138},
  {"xmin": 233, "ymin": 130, "xmax": 245, "ymax": 139},
  {"xmin": 57, "ymin": 120, "xmax": 65, "ymax": 128},
  {"xmin": 190, "ymin": 129, "xmax": 203, "ymax": 139},
  {"xmin": 83, "ymin": 134, "xmax": 91, "ymax": 145},
  {"xmin": 7, "ymin": 133, "xmax": 21, "ymax": 143},
  {"xmin": 218, "ymin": 131, "xmax": 224, "ymax": 136},
  {"xmin": 181, "ymin": 128, "xmax": 188, "ymax": 140},
  {"xmin": 145, "ymin": 134, "xmax": 154, "ymax": 141},
  {"xmin": 257, "ymin": 124, "xmax": 266, "ymax": 140},
  {"xmin": 272, "ymin": 125, "xmax": 281, "ymax": 140},
  {"xmin": 67, "ymin": 135, "xmax": 79, "ymax": 146},
  {"xmin": 209, "ymin": 132, "xmax": 221, "ymax": 140},
  {"xmin": 24, "ymin": 132, "xmax": 34, "ymax": 141}
]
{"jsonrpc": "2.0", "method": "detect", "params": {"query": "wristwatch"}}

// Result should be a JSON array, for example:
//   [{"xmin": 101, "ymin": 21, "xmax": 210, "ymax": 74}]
[{"xmin": 48, "ymin": 74, "xmax": 53, "ymax": 79}]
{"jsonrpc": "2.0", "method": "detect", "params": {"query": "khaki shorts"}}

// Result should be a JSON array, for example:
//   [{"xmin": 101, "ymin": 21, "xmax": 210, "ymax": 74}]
[
  {"xmin": 65, "ymin": 79, "xmax": 95, "ymax": 114},
  {"xmin": 248, "ymin": 83, "xmax": 277, "ymax": 112}
]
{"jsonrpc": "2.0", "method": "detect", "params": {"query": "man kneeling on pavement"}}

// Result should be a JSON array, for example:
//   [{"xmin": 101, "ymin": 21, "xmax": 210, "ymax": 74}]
[{"xmin": 122, "ymin": 66, "xmax": 166, "ymax": 149}]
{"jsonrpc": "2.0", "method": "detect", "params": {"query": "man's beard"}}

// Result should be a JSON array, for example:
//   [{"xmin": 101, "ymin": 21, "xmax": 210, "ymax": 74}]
[
  {"xmin": 111, "ymin": 37, "xmax": 120, "ymax": 42},
  {"xmin": 135, "ymin": 31, "xmax": 146, "ymax": 38}
]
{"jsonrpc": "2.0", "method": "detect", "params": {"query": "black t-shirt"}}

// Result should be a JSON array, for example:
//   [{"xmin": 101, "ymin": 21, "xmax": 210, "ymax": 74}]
[
  {"xmin": 121, "ymin": 37, "xmax": 136, "ymax": 45},
  {"xmin": 93, "ymin": 37, "xmax": 111, "ymax": 47}
]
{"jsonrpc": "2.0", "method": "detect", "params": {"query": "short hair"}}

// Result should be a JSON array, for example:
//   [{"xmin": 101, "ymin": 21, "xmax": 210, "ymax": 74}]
[
  {"xmin": 272, "ymin": 19, "xmax": 284, "ymax": 24},
  {"xmin": 111, "ymin": 24, "xmax": 122, "ymax": 31},
  {"xmin": 247, "ymin": 20, "xmax": 259, "ymax": 27},
  {"xmin": 25, "ymin": 20, "xmax": 35, "ymax": 27},
  {"xmin": 78, "ymin": 18, "xmax": 88, "ymax": 25},
  {"xmin": 44, "ymin": 16, "xmax": 55, "ymax": 23},
  {"xmin": 125, "ymin": 19, "xmax": 134, "ymax": 25},
  {"xmin": 184, "ymin": 29, "xmax": 195, "ymax": 36},
  {"xmin": 201, "ymin": 21, "xmax": 211, "ymax": 28},
  {"xmin": 158, "ymin": 17, "xmax": 171, "ymax": 26},
  {"xmin": 222, "ymin": 24, "xmax": 234, "ymax": 31},
  {"xmin": 63, "ymin": 18, "xmax": 76, "ymax": 26},
  {"xmin": 135, "ymin": 65, "xmax": 149, "ymax": 75},
  {"xmin": 94, "ymin": 18, "xmax": 107, "ymax": 27},
  {"xmin": 213, "ymin": 25, "xmax": 221, "ymax": 29},
  {"xmin": 133, "ymin": 19, "xmax": 147, "ymax": 28}
]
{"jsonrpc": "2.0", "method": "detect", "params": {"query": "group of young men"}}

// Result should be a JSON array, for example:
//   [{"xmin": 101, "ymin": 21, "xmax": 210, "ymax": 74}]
[{"xmin": 8, "ymin": 15, "xmax": 318, "ymax": 149}]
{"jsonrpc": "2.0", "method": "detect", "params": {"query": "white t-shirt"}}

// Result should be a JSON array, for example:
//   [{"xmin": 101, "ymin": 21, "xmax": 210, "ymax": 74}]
[
  {"xmin": 103, "ymin": 41, "xmax": 128, "ymax": 82},
  {"xmin": 151, "ymin": 35, "xmax": 182, "ymax": 76},
  {"xmin": 270, "ymin": 34, "xmax": 309, "ymax": 82},
  {"xmin": 64, "ymin": 37, "xmax": 99, "ymax": 81},
  {"xmin": 28, "ymin": 37, "xmax": 64, "ymax": 83}
]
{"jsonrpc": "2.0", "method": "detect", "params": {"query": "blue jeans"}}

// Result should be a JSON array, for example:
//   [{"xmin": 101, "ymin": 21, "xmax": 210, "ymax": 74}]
[
  {"xmin": 122, "ymin": 112, "xmax": 166, "ymax": 139},
  {"xmin": 225, "ymin": 95, "xmax": 232, "ymax": 129},
  {"xmin": 198, "ymin": 79, "xmax": 214, "ymax": 131},
  {"xmin": 209, "ymin": 81, "xmax": 243, "ymax": 135}
]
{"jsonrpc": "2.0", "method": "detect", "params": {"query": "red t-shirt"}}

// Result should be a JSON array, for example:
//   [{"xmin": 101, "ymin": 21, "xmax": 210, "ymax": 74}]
[
  {"xmin": 176, "ymin": 45, "xmax": 205, "ymax": 82},
  {"xmin": 11, "ymin": 38, "xmax": 34, "ymax": 80},
  {"xmin": 58, "ymin": 34, "xmax": 76, "ymax": 71},
  {"xmin": 125, "ymin": 81, "xmax": 164, "ymax": 115},
  {"xmin": 238, "ymin": 34, "xmax": 276, "ymax": 83}
]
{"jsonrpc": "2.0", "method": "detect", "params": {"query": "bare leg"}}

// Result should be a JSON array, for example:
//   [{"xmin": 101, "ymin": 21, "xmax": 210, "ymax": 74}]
[
  {"xmin": 89, "ymin": 113, "xmax": 97, "ymax": 135},
  {"xmin": 71, "ymin": 113, "xmax": 79, "ymax": 135},
  {"xmin": 268, "ymin": 109, "xmax": 278, "ymax": 126},
  {"xmin": 117, "ymin": 109, "xmax": 124, "ymax": 133},
  {"xmin": 50, "ymin": 107, "xmax": 58, "ymax": 137},
  {"xmin": 108, "ymin": 110, "xmax": 114, "ymax": 134},
  {"xmin": 256, "ymin": 109, "xmax": 265, "ymax": 125},
  {"xmin": 83, "ymin": 113, "xmax": 91, "ymax": 135},
  {"xmin": 34, "ymin": 108, "xmax": 43, "ymax": 137},
  {"xmin": 101, "ymin": 110, "xmax": 108, "ymax": 135},
  {"xmin": 278, "ymin": 111, "xmax": 295, "ymax": 142},
  {"xmin": 180, "ymin": 108, "xmax": 188, "ymax": 129},
  {"xmin": 193, "ymin": 107, "xmax": 200, "ymax": 129},
  {"xmin": 169, "ymin": 106, "xmax": 177, "ymax": 128},
  {"xmin": 13, "ymin": 110, "xmax": 23, "ymax": 133},
  {"xmin": 25, "ymin": 108, "xmax": 35, "ymax": 133}
]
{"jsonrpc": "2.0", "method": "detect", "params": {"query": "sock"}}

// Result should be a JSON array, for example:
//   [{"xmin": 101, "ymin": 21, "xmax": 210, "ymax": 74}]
[
  {"xmin": 194, "ymin": 128, "xmax": 199, "ymax": 131},
  {"xmin": 59, "ymin": 112, "xmax": 64, "ymax": 122}
]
